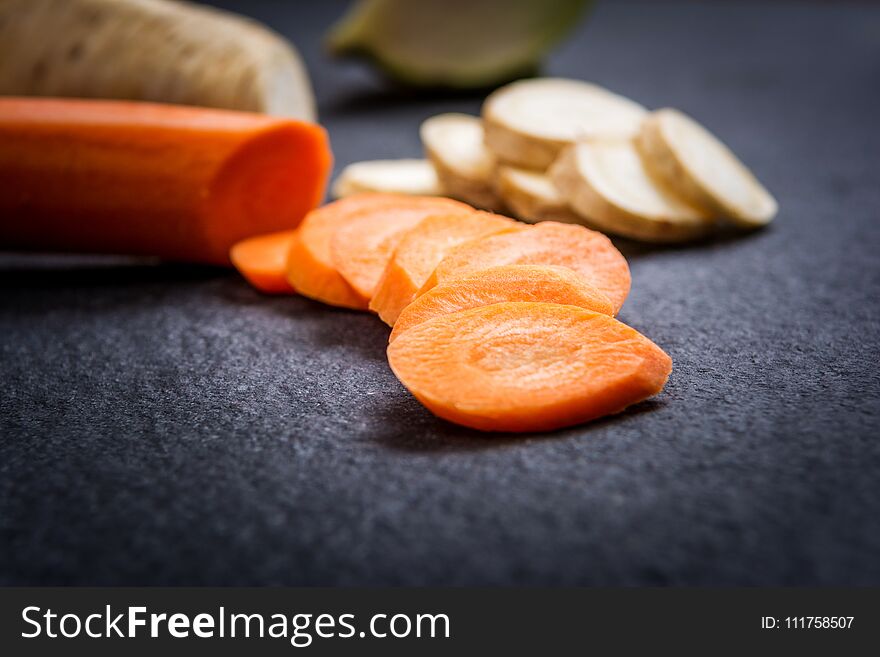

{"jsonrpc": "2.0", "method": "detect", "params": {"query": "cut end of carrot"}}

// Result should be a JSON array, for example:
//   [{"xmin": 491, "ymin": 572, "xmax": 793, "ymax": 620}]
[
  {"xmin": 230, "ymin": 229, "xmax": 298, "ymax": 294},
  {"xmin": 388, "ymin": 302, "xmax": 671, "ymax": 432},
  {"xmin": 390, "ymin": 264, "xmax": 615, "ymax": 342},
  {"xmin": 206, "ymin": 121, "xmax": 332, "ymax": 264}
]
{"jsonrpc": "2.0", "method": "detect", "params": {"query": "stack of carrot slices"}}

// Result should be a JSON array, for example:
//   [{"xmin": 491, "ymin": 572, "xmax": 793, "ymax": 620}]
[{"xmin": 231, "ymin": 193, "xmax": 672, "ymax": 432}]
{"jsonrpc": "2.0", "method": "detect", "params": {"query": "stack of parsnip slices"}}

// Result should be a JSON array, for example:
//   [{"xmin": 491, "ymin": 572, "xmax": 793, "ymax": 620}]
[{"xmin": 333, "ymin": 77, "xmax": 777, "ymax": 242}]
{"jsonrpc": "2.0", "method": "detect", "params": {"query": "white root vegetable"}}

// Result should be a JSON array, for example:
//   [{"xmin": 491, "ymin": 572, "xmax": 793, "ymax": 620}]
[
  {"xmin": 493, "ymin": 165, "xmax": 582, "ymax": 224},
  {"xmin": 483, "ymin": 78, "xmax": 647, "ymax": 169},
  {"xmin": 637, "ymin": 108, "xmax": 778, "ymax": 227},
  {"xmin": 549, "ymin": 141, "xmax": 715, "ymax": 243},
  {"xmin": 0, "ymin": 0, "xmax": 316, "ymax": 120},
  {"xmin": 420, "ymin": 113, "xmax": 505, "ymax": 211},
  {"xmin": 331, "ymin": 159, "xmax": 442, "ymax": 199}
]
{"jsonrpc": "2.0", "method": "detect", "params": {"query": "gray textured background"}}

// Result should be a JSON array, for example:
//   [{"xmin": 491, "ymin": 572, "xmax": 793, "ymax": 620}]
[{"xmin": 1, "ymin": 0, "xmax": 879, "ymax": 586}]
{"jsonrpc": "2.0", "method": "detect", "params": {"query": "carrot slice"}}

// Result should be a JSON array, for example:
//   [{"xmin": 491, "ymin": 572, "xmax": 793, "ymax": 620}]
[
  {"xmin": 370, "ymin": 211, "xmax": 520, "ymax": 325},
  {"xmin": 390, "ymin": 265, "xmax": 614, "ymax": 341},
  {"xmin": 230, "ymin": 230, "xmax": 298, "ymax": 294},
  {"xmin": 328, "ymin": 196, "xmax": 473, "ymax": 302},
  {"xmin": 0, "ymin": 97, "xmax": 331, "ymax": 264},
  {"xmin": 420, "ymin": 221, "xmax": 631, "ymax": 313},
  {"xmin": 286, "ymin": 194, "xmax": 409, "ymax": 309},
  {"xmin": 387, "ymin": 302, "xmax": 671, "ymax": 432}
]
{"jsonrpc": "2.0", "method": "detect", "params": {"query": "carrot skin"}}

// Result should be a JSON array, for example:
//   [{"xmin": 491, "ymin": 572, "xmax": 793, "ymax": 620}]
[{"xmin": 0, "ymin": 98, "xmax": 332, "ymax": 264}]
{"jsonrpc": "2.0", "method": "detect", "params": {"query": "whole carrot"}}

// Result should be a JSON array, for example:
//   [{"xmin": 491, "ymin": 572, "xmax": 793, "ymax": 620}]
[{"xmin": 0, "ymin": 97, "xmax": 331, "ymax": 264}]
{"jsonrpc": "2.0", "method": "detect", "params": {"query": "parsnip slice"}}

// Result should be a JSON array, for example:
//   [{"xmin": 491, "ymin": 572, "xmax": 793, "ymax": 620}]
[
  {"xmin": 637, "ymin": 108, "xmax": 778, "ymax": 227},
  {"xmin": 331, "ymin": 159, "xmax": 441, "ymax": 199},
  {"xmin": 549, "ymin": 141, "xmax": 715, "ymax": 243},
  {"xmin": 493, "ymin": 165, "xmax": 582, "ymax": 224},
  {"xmin": 420, "ymin": 113, "xmax": 505, "ymax": 211},
  {"xmin": 483, "ymin": 78, "xmax": 648, "ymax": 169}
]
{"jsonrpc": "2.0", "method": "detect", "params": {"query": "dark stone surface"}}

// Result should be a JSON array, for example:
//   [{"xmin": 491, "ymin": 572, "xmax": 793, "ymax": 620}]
[{"xmin": 1, "ymin": 1, "xmax": 879, "ymax": 586}]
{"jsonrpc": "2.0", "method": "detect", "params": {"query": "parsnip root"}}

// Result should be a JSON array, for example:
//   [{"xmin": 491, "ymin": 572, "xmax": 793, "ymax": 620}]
[{"xmin": 0, "ymin": 0, "xmax": 316, "ymax": 120}]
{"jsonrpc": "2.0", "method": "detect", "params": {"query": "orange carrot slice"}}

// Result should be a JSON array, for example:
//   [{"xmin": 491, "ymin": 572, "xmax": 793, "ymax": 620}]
[
  {"xmin": 420, "ymin": 222, "xmax": 631, "ymax": 313},
  {"xmin": 286, "ymin": 194, "xmax": 410, "ymax": 309},
  {"xmin": 230, "ymin": 230, "xmax": 298, "ymax": 294},
  {"xmin": 0, "ymin": 97, "xmax": 331, "ymax": 265},
  {"xmin": 387, "ymin": 302, "xmax": 671, "ymax": 432},
  {"xmin": 329, "ymin": 197, "xmax": 473, "ymax": 302},
  {"xmin": 370, "ymin": 211, "xmax": 521, "ymax": 325},
  {"xmin": 390, "ymin": 265, "xmax": 614, "ymax": 341}
]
